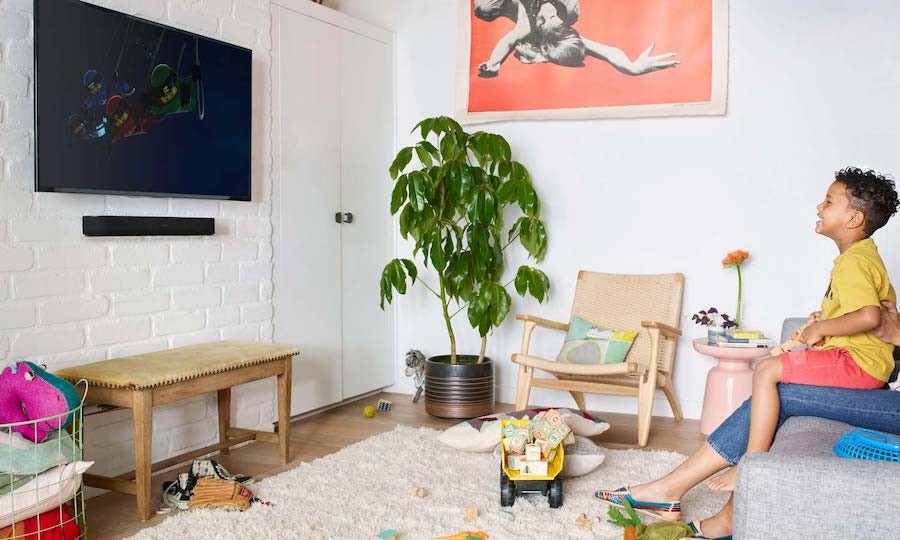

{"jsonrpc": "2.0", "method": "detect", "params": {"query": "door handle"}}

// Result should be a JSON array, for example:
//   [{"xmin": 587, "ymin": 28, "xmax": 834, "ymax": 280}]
[
  {"xmin": 343, "ymin": 212, "xmax": 354, "ymax": 223},
  {"xmin": 334, "ymin": 212, "xmax": 354, "ymax": 224}
]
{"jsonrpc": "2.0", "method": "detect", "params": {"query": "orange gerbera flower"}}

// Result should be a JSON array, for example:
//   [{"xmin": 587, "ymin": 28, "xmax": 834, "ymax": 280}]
[{"xmin": 722, "ymin": 249, "xmax": 750, "ymax": 268}]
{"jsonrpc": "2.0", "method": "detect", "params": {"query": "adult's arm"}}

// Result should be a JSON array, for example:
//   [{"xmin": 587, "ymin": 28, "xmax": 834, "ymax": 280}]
[
  {"xmin": 707, "ymin": 384, "xmax": 900, "ymax": 464},
  {"xmin": 872, "ymin": 299, "xmax": 900, "ymax": 346}
]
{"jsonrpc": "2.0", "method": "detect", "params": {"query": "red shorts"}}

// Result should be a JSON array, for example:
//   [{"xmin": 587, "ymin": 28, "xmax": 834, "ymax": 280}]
[{"xmin": 780, "ymin": 347, "xmax": 886, "ymax": 390}]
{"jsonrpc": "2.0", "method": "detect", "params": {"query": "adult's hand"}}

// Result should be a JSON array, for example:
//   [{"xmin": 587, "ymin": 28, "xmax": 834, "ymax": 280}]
[{"xmin": 873, "ymin": 300, "xmax": 900, "ymax": 346}]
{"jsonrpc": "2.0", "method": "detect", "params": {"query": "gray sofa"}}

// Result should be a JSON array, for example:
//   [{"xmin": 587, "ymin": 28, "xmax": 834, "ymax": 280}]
[{"xmin": 733, "ymin": 318, "xmax": 900, "ymax": 539}]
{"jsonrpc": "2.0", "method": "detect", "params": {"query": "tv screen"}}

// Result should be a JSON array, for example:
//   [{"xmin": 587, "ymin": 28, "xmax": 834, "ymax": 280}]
[{"xmin": 34, "ymin": 0, "xmax": 252, "ymax": 201}]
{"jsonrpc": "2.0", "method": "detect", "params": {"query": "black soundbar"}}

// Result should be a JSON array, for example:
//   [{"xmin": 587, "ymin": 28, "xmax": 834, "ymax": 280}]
[{"xmin": 83, "ymin": 216, "xmax": 215, "ymax": 237}]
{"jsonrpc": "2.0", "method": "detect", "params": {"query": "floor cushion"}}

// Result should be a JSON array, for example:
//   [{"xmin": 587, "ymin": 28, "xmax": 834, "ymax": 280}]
[
  {"xmin": 436, "ymin": 407, "xmax": 609, "ymax": 452},
  {"xmin": 493, "ymin": 435, "xmax": 605, "ymax": 477}
]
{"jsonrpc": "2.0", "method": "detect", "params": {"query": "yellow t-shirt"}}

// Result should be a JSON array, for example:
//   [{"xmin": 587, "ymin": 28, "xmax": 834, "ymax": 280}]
[{"xmin": 820, "ymin": 238, "xmax": 896, "ymax": 382}]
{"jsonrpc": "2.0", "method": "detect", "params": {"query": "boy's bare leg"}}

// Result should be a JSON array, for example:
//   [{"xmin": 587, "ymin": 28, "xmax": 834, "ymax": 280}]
[
  {"xmin": 709, "ymin": 357, "xmax": 783, "ymax": 492},
  {"xmin": 629, "ymin": 442, "xmax": 730, "ymax": 502}
]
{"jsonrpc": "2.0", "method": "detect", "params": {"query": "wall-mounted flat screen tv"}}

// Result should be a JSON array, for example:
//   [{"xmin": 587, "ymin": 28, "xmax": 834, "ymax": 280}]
[{"xmin": 35, "ymin": 0, "xmax": 252, "ymax": 201}]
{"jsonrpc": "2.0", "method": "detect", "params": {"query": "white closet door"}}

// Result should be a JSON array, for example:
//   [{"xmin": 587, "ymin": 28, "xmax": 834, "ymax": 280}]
[
  {"xmin": 339, "ymin": 30, "xmax": 395, "ymax": 399},
  {"xmin": 273, "ymin": 7, "xmax": 344, "ymax": 415}
]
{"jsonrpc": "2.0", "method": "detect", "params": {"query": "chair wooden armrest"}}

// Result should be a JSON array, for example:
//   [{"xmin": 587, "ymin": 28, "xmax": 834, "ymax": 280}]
[
  {"xmin": 516, "ymin": 314, "xmax": 569, "ymax": 332},
  {"xmin": 641, "ymin": 320, "xmax": 682, "ymax": 339}
]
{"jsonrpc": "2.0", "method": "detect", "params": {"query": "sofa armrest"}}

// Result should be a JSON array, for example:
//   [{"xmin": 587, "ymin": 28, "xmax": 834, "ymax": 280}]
[{"xmin": 734, "ymin": 453, "xmax": 900, "ymax": 539}]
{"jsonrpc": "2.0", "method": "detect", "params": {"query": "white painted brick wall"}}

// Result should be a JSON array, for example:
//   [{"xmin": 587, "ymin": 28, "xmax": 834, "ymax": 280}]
[{"xmin": 0, "ymin": 0, "xmax": 276, "ymax": 482}]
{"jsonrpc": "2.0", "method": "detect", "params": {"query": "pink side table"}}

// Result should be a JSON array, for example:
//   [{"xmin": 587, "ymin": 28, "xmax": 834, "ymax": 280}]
[{"xmin": 693, "ymin": 338, "xmax": 770, "ymax": 435}]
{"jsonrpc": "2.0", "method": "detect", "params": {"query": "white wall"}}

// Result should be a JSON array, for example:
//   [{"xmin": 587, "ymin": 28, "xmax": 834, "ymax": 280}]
[
  {"xmin": 0, "ymin": 0, "xmax": 274, "ymax": 478},
  {"xmin": 328, "ymin": 0, "xmax": 900, "ymax": 419}
]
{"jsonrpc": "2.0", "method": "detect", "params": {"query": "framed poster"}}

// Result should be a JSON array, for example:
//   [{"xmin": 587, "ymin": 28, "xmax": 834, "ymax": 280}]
[{"xmin": 456, "ymin": 0, "xmax": 728, "ymax": 124}]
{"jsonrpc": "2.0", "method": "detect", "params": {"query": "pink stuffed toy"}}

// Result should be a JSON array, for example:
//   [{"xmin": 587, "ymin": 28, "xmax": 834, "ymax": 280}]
[{"xmin": 0, "ymin": 361, "xmax": 81, "ymax": 443}]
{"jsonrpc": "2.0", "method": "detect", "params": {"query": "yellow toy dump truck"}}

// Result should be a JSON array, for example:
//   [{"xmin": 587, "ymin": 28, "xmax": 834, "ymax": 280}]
[{"xmin": 499, "ymin": 419, "xmax": 565, "ymax": 508}]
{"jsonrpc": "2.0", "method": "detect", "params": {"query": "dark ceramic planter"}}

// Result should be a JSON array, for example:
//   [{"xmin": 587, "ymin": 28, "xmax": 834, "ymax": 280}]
[{"xmin": 424, "ymin": 355, "xmax": 494, "ymax": 419}]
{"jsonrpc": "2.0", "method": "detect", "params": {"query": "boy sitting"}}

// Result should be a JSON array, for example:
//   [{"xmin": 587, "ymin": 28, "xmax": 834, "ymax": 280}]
[{"xmin": 709, "ymin": 167, "xmax": 900, "ymax": 492}]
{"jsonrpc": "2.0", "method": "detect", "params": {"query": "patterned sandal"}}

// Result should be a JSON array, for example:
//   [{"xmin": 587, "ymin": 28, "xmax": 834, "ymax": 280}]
[
  {"xmin": 593, "ymin": 486, "xmax": 681, "ymax": 521},
  {"xmin": 688, "ymin": 520, "xmax": 733, "ymax": 540}
]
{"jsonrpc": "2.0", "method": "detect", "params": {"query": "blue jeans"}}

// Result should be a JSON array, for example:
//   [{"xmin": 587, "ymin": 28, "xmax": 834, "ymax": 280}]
[{"xmin": 707, "ymin": 384, "xmax": 900, "ymax": 464}]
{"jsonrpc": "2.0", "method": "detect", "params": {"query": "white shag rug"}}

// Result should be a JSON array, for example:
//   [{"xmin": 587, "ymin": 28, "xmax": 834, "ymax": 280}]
[{"xmin": 128, "ymin": 426, "xmax": 728, "ymax": 540}]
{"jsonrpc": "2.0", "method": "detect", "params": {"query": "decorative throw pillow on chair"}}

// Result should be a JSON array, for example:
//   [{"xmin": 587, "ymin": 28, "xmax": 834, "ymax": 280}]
[{"xmin": 557, "ymin": 316, "xmax": 638, "ymax": 365}]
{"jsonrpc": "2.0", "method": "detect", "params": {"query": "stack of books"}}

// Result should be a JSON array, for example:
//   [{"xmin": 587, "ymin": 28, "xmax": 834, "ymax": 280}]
[{"xmin": 710, "ymin": 329, "xmax": 772, "ymax": 348}]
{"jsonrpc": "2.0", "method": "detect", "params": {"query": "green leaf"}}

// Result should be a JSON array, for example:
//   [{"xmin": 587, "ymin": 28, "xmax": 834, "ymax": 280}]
[
  {"xmin": 511, "ymin": 161, "xmax": 530, "ymax": 183},
  {"xmin": 514, "ymin": 266, "xmax": 530, "ymax": 296},
  {"xmin": 391, "ymin": 175, "xmax": 408, "ymax": 215},
  {"xmin": 498, "ymin": 136, "xmax": 512, "ymax": 161},
  {"xmin": 400, "ymin": 259, "xmax": 417, "ymax": 284},
  {"xmin": 399, "ymin": 204, "xmax": 415, "ymax": 238},
  {"xmin": 518, "ymin": 218, "xmax": 547, "ymax": 261},
  {"xmin": 467, "ymin": 187, "xmax": 496, "ymax": 224},
  {"xmin": 415, "ymin": 145, "xmax": 433, "ymax": 168},
  {"xmin": 379, "ymin": 270, "xmax": 392, "ymax": 309},
  {"xmin": 430, "ymin": 232, "xmax": 446, "ymax": 271},
  {"xmin": 467, "ymin": 284, "xmax": 493, "ymax": 330},
  {"xmin": 379, "ymin": 259, "xmax": 417, "ymax": 309},
  {"xmin": 493, "ymin": 285, "xmax": 511, "ymax": 326},
  {"xmin": 448, "ymin": 163, "xmax": 473, "ymax": 205},
  {"xmin": 389, "ymin": 146, "xmax": 414, "ymax": 180},
  {"xmin": 414, "ymin": 118, "xmax": 434, "ymax": 139},
  {"xmin": 528, "ymin": 267, "xmax": 549, "ymax": 302},
  {"xmin": 443, "ymin": 234, "xmax": 454, "ymax": 260},
  {"xmin": 440, "ymin": 132, "xmax": 458, "ymax": 162},
  {"xmin": 497, "ymin": 177, "xmax": 520, "ymax": 204},
  {"xmin": 518, "ymin": 181, "xmax": 541, "ymax": 217},
  {"xmin": 420, "ymin": 140, "xmax": 440, "ymax": 160},
  {"xmin": 408, "ymin": 172, "xmax": 427, "ymax": 212},
  {"xmin": 390, "ymin": 261, "xmax": 407, "ymax": 295},
  {"xmin": 446, "ymin": 116, "xmax": 464, "ymax": 135}
]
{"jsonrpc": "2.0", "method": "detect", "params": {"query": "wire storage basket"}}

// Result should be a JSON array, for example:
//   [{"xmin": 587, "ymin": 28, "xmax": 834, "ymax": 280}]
[{"xmin": 1, "ymin": 379, "xmax": 90, "ymax": 539}]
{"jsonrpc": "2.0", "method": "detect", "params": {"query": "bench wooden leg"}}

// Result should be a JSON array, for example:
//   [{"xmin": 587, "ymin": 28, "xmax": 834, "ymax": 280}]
[
  {"xmin": 277, "ymin": 358, "xmax": 292, "ymax": 465},
  {"xmin": 217, "ymin": 388, "xmax": 232, "ymax": 456},
  {"xmin": 132, "ymin": 389, "xmax": 153, "ymax": 521}
]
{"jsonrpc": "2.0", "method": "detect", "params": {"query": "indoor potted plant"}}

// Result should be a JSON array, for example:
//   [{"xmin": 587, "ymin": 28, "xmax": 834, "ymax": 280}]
[
  {"xmin": 379, "ymin": 116, "xmax": 550, "ymax": 418},
  {"xmin": 692, "ymin": 307, "xmax": 737, "ymax": 342}
]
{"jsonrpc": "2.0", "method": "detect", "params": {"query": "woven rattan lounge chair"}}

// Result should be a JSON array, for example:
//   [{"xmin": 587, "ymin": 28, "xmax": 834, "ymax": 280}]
[{"xmin": 511, "ymin": 271, "xmax": 685, "ymax": 447}]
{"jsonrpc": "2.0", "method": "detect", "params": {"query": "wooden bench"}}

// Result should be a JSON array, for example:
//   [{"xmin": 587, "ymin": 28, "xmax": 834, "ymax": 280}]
[{"xmin": 55, "ymin": 341, "xmax": 300, "ymax": 520}]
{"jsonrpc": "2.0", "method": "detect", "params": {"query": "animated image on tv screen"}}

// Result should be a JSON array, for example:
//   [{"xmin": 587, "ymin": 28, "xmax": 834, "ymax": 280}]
[{"xmin": 36, "ymin": 0, "xmax": 251, "ymax": 200}]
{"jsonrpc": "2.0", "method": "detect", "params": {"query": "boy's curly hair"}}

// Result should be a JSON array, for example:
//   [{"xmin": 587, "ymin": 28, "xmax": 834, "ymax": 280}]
[{"xmin": 836, "ymin": 167, "xmax": 900, "ymax": 235}]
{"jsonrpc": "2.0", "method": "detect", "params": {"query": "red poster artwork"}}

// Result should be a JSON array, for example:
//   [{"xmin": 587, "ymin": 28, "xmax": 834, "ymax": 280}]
[{"xmin": 456, "ymin": 0, "xmax": 728, "ymax": 123}]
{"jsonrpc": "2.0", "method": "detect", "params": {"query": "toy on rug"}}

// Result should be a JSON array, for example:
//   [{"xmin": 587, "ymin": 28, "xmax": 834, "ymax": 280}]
[
  {"xmin": 575, "ymin": 513, "xmax": 597, "ymax": 530},
  {"xmin": 377, "ymin": 399, "xmax": 393, "ymax": 412},
  {"xmin": 409, "ymin": 487, "xmax": 428, "ymax": 498},
  {"xmin": 500, "ymin": 411, "xmax": 571, "ymax": 508},
  {"xmin": 607, "ymin": 500, "xmax": 694, "ymax": 540},
  {"xmin": 364, "ymin": 405, "xmax": 376, "ymax": 418},
  {"xmin": 376, "ymin": 529, "xmax": 399, "ymax": 539},
  {"xmin": 434, "ymin": 532, "xmax": 488, "ymax": 540},
  {"xmin": 0, "ymin": 361, "xmax": 81, "ymax": 443},
  {"xmin": 464, "ymin": 505, "xmax": 479, "ymax": 522},
  {"xmin": 404, "ymin": 349, "xmax": 426, "ymax": 403}
]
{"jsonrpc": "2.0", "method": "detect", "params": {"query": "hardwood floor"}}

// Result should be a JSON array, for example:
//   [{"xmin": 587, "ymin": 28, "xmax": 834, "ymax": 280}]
[{"xmin": 85, "ymin": 392, "xmax": 705, "ymax": 539}]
